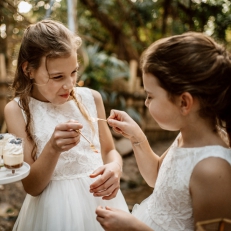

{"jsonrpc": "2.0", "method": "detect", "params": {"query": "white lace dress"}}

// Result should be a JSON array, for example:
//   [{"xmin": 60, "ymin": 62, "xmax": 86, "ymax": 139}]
[
  {"xmin": 132, "ymin": 138, "xmax": 231, "ymax": 231},
  {"xmin": 13, "ymin": 87, "xmax": 129, "ymax": 231}
]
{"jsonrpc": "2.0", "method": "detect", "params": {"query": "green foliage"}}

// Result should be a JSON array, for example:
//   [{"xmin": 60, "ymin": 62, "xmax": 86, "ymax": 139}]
[
  {"xmin": 79, "ymin": 44, "xmax": 142, "ymax": 123},
  {"xmin": 80, "ymin": 44, "xmax": 129, "ymax": 90},
  {"xmin": 98, "ymin": 90, "xmax": 142, "ymax": 124}
]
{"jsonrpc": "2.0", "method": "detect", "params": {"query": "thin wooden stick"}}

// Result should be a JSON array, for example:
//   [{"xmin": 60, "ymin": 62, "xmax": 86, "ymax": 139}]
[
  {"xmin": 76, "ymin": 130, "xmax": 91, "ymax": 144},
  {"xmin": 96, "ymin": 118, "xmax": 107, "ymax": 122},
  {"xmin": 90, "ymin": 117, "xmax": 107, "ymax": 122},
  {"xmin": 75, "ymin": 130, "xmax": 99, "ymax": 153}
]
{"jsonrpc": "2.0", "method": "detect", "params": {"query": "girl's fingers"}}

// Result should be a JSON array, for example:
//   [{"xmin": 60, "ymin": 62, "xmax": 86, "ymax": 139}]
[
  {"xmin": 95, "ymin": 206, "xmax": 106, "ymax": 215},
  {"xmin": 50, "ymin": 128, "xmax": 81, "ymax": 152},
  {"xmin": 92, "ymin": 181, "xmax": 117, "ymax": 197},
  {"xmin": 102, "ymin": 188, "xmax": 119, "ymax": 200},
  {"xmin": 108, "ymin": 109, "xmax": 120, "ymax": 119},
  {"xmin": 90, "ymin": 169, "xmax": 116, "ymax": 191},
  {"xmin": 89, "ymin": 166, "xmax": 104, "ymax": 178},
  {"xmin": 91, "ymin": 174, "xmax": 118, "ymax": 193},
  {"xmin": 112, "ymin": 127, "xmax": 122, "ymax": 135},
  {"xmin": 105, "ymin": 206, "xmax": 113, "ymax": 211},
  {"xmin": 56, "ymin": 122, "xmax": 83, "ymax": 132},
  {"xmin": 52, "ymin": 131, "xmax": 81, "ymax": 147},
  {"xmin": 94, "ymin": 185, "xmax": 118, "ymax": 199},
  {"xmin": 90, "ymin": 174, "xmax": 120, "ymax": 198},
  {"xmin": 59, "ymin": 142, "xmax": 79, "ymax": 151},
  {"xmin": 107, "ymin": 116, "xmax": 123, "ymax": 126}
]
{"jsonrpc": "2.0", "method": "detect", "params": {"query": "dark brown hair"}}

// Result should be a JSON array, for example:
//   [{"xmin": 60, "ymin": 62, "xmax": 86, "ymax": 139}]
[
  {"xmin": 11, "ymin": 19, "xmax": 91, "ymax": 160},
  {"xmin": 141, "ymin": 32, "xmax": 231, "ymax": 146}
]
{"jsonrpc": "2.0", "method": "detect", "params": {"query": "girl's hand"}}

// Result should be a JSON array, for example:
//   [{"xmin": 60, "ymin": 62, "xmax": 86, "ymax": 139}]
[
  {"xmin": 107, "ymin": 110, "xmax": 145, "ymax": 143},
  {"xmin": 89, "ymin": 162, "xmax": 122, "ymax": 200},
  {"xmin": 48, "ymin": 120, "xmax": 83, "ymax": 154},
  {"xmin": 96, "ymin": 206, "xmax": 150, "ymax": 231}
]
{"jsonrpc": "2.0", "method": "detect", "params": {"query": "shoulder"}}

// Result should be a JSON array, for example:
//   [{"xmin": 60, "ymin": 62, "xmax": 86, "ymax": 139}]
[
  {"xmin": 4, "ymin": 99, "xmax": 27, "ymax": 135},
  {"xmin": 90, "ymin": 89, "xmax": 105, "ymax": 112},
  {"xmin": 75, "ymin": 87, "xmax": 102, "ymax": 101},
  {"xmin": 76, "ymin": 87, "xmax": 104, "ymax": 111},
  {"xmin": 85, "ymin": 89, "xmax": 106, "ymax": 117},
  {"xmin": 191, "ymin": 156, "xmax": 231, "ymax": 186},
  {"xmin": 190, "ymin": 156, "xmax": 231, "ymax": 222},
  {"xmin": 90, "ymin": 89, "xmax": 103, "ymax": 103},
  {"xmin": 4, "ymin": 99, "xmax": 21, "ymax": 115}
]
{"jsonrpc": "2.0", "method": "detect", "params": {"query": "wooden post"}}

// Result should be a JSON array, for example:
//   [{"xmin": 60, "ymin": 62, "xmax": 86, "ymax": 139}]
[
  {"xmin": 128, "ymin": 59, "xmax": 138, "ymax": 93},
  {"xmin": 0, "ymin": 54, "xmax": 7, "ymax": 81},
  {"xmin": 0, "ymin": 54, "xmax": 7, "ymax": 130},
  {"xmin": 1, "ymin": 120, "xmax": 6, "ymax": 133}
]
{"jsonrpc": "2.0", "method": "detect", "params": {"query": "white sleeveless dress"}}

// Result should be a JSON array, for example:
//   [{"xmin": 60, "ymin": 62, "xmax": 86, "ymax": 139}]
[
  {"xmin": 132, "ymin": 138, "xmax": 231, "ymax": 231},
  {"xmin": 13, "ymin": 87, "xmax": 129, "ymax": 231}
]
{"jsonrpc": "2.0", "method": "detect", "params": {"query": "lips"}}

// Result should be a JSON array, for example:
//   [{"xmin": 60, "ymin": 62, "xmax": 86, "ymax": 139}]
[{"xmin": 60, "ymin": 93, "xmax": 70, "ymax": 98}]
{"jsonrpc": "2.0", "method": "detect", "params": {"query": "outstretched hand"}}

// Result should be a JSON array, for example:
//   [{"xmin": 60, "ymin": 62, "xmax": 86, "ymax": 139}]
[{"xmin": 89, "ymin": 162, "xmax": 122, "ymax": 200}]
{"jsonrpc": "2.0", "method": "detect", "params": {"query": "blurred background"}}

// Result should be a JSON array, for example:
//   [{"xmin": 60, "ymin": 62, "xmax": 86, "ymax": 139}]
[{"xmin": 0, "ymin": 0, "xmax": 231, "ymax": 230}]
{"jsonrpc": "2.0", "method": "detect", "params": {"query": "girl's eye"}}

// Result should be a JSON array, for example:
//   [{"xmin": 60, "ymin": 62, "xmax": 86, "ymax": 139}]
[
  {"xmin": 52, "ymin": 75, "xmax": 63, "ymax": 80},
  {"xmin": 72, "ymin": 70, "xmax": 78, "ymax": 75},
  {"xmin": 146, "ymin": 95, "xmax": 152, "ymax": 100}
]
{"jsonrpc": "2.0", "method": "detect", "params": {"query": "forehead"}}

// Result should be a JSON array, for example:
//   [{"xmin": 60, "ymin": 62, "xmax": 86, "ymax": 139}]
[
  {"xmin": 143, "ymin": 73, "xmax": 161, "ymax": 92},
  {"xmin": 40, "ymin": 51, "xmax": 78, "ymax": 72}
]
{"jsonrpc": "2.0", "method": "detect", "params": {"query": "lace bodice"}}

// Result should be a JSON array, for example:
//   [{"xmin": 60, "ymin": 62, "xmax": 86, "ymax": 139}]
[
  {"xmin": 146, "ymin": 140, "xmax": 231, "ymax": 231},
  {"xmin": 16, "ymin": 87, "xmax": 103, "ymax": 180}
]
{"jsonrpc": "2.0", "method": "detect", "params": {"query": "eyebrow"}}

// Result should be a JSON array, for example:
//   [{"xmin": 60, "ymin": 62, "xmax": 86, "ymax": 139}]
[
  {"xmin": 49, "ymin": 66, "xmax": 78, "ymax": 75},
  {"xmin": 144, "ymin": 90, "xmax": 152, "ymax": 94}
]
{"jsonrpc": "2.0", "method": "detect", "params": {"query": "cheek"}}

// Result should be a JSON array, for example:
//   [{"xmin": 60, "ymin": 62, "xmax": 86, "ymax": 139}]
[
  {"xmin": 41, "ymin": 82, "xmax": 61, "ymax": 96},
  {"xmin": 148, "ymin": 102, "xmax": 168, "ymax": 123},
  {"xmin": 47, "ymin": 81, "xmax": 63, "ymax": 90},
  {"xmin": 147, "ymin": 103, "xmax": 157, "ymax": 119}
]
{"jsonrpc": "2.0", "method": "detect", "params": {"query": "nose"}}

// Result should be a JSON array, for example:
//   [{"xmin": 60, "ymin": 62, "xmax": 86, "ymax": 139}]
[
  {"xmin": 144, "ymin": 98, "xmax": 149, "ymax": 108},
  {"xmin": 63, "ymin": 76, "xmax": 74, "ymax": 90}
]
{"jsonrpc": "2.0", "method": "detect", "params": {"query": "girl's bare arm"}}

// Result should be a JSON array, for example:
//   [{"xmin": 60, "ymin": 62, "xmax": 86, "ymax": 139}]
[
  {"xmin": 89, "ymin": 90, "xmax": 123, "ymax": 200},
  {"xmin": 107, "ymin": 109, "xmax": 161, "ymax": 187}
]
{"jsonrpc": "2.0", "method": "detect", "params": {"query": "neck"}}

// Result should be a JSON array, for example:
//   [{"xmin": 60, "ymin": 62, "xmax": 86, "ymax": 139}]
[{"xmin": 178, "ymin": 118, "xmax": 228, "ymax": 148}]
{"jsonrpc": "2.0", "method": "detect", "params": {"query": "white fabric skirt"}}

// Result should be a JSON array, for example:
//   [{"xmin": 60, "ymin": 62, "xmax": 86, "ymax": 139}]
[
  {"xmin": 132, "ymin": 196, "xmax": 166, "ymax": 231},
  {"xmin": 13, "ymin": 176, "xmax": 129, "ymax": 231}
]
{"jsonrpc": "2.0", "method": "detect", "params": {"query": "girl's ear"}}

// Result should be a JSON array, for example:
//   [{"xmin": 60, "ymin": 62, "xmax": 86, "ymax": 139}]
[
  {"xmin": 179, "ymin": 92, "xmax": 193, "ymax": 115},
  {"xmin": 22, "ymin": 61, "xmax": 33, "ymax": 79}
]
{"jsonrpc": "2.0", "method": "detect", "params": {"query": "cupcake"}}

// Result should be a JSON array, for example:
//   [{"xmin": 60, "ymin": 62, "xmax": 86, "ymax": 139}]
[{"xmin": 3, "ymin": 138, "xmax": 24, "ymax": 169}]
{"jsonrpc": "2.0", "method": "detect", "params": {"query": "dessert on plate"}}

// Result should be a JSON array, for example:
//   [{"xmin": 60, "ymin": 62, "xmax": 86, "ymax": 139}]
[
  {"xmin": 0, "ymin": 133, "xmax": 15, "ymax": 166},
  {"xmin": 3, "ymin": 136, "xmax": 24, "ymax": 170}
]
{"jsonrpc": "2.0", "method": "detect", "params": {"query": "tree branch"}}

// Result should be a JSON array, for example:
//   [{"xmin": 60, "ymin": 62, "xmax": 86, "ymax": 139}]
[{"xmin": 79, "ymin": 0, "xmax": 139, "ymax": 61}]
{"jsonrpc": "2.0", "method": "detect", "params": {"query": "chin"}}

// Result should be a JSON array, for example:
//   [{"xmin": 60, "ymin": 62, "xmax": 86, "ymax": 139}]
[{"xmin": 158, "ymin": 124, "xmax": 178, "ymax": 132}]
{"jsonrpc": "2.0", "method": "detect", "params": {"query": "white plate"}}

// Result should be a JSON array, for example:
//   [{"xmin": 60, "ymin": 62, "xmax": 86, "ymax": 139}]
[{"xmin": 0, "ymin": 162, "xmax": 30, "ymax": 185}]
